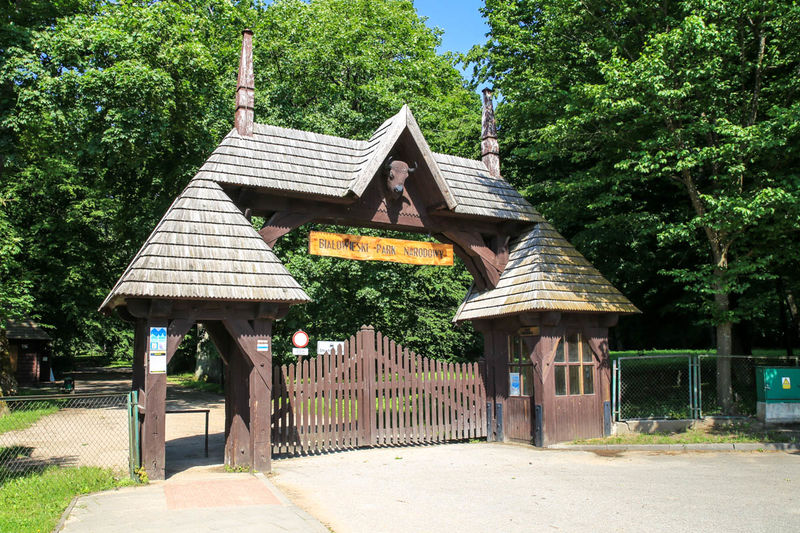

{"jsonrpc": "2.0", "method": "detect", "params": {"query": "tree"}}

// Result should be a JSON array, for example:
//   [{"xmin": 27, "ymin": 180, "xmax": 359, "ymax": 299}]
[
  {"xmin": 474, "ymin": 0, "xmax": 800, "ymax": 410},
  {"xmin": 1, "ymin": 0, "xmax": 483, "ymax": 365}
]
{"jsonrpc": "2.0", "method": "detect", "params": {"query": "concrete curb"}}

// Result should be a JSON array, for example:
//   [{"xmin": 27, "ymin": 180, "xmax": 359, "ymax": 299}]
[{"xmin": 548, "ymin": 442, "xmax": 800, "ymax": 452}]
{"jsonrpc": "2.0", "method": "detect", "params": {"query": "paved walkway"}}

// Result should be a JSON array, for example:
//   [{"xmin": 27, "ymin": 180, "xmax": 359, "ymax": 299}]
[
  {"xmin": 59, "ymin": 466, "xmax": 328, "ymax": 533},
  {"xmin": 271, "ymin": 442, "xmax": 800, "ymax": 533}
]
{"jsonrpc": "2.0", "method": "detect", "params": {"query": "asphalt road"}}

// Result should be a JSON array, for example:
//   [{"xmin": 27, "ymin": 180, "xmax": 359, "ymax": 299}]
[{"xmin": 271, "ymin": 442, "xmax": 800, "ymax": 533}]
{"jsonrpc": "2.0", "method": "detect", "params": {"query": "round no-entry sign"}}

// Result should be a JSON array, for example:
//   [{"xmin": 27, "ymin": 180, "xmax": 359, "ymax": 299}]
[{"xmin": 292, "ymin": 330, "xmax": 310, "ymax": 348}]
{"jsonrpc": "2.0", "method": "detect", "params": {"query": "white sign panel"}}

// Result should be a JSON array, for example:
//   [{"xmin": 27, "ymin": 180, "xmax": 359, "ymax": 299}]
[
  {"xmin": 257, "ymin": 339, "xmax": 269, "ymax": 352},
  {"xmin": 149, "ymin": 353, "xmax": 167, "ymax": 374},
  {"xmin": 317, "ymin": 341, "xmax": 345, "ymax": 355},
  {"xmin": 293, "ymin": 347, "xmax": 309, "ymax": 356}
]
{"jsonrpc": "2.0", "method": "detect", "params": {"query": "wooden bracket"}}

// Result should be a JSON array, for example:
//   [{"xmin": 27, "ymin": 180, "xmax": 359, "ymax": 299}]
[
  {"xmin": 166, "ymin": 319, "xmax": 194, "ymax": 365},
  {"xmin": 222, "ymin": 318, "xmax": 272, "ymax": 388},
  {"xmin": 258, "ymin": 211, "xmax": 314, "ymax": 248}
]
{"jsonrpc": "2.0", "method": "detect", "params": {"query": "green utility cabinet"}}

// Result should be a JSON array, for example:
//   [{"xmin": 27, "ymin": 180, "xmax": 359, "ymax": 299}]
[{"xmin": 756, "ymin": 367, "xmax": 800, "ymax": 423}]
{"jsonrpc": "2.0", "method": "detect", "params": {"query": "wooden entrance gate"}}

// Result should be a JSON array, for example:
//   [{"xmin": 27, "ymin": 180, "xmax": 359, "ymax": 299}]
[{"xmin": 271, "ymin": 326, "xmax": 487, "ymax": 455}]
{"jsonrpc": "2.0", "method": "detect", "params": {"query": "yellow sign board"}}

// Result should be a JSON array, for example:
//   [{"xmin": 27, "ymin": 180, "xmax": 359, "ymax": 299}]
[
  {"xmin": 309, "ymin": 231, "xmax": 454, "ymax": 266},
  {"xmin": 782, "ymin": 377, "xmax": 791, "ymax": 389}
]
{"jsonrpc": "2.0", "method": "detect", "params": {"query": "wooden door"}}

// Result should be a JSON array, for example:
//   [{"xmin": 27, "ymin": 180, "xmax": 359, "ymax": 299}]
[
  {"xmin": 505, "ymin": 334, "xmax": 535, "ymax": 442},
  {"xmin": 549, "ymin": 333, "xmax": 603, "ymax": 442}
]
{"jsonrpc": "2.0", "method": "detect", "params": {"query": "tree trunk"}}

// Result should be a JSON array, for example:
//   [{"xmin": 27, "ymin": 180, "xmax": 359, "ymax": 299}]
[
  {"xmin": 194, "ymin": 324, "xmax": 222, "ymax": 384},
  {"xmin": 714, "ymin": 290, "xmax": 734, "ymax": 414},
  {"xmin": 0, "ymin": 329, "xmax": 17, "ymax": 417}
]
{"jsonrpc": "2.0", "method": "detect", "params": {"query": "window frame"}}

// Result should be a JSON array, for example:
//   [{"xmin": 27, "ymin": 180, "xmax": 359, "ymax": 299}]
[
  {"xmin": 507, "ymin": 330, "xmax": 536, "ymax": 397},
  {"xmin": 553, "ymin": 332, "xmax": 595, "ymax": 397}
]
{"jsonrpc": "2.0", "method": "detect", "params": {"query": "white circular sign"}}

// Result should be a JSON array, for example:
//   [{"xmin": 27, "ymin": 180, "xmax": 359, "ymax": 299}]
[{"xmin": 292, "ymin": 330, "xmax": 310, "ymax": 348}]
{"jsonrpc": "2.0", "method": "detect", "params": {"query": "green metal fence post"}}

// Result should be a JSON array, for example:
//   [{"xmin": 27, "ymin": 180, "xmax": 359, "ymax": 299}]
[
  {"xmin": 127, "ymin": 390, "xmax": 140, "ymax": 480},
  {"xmin": 612, "ymin": 358, "xmax": 618, "ymax": 422}
]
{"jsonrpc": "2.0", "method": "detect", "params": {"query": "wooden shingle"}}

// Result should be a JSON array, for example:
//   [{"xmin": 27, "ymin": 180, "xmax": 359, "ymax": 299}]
[
  {"xmin": 453, "ymin": 222, "xmax": 639, "ymax": 322},
  {"xmin": 99, "ymin": 178, "xmax": 310, "ymax": 312}
]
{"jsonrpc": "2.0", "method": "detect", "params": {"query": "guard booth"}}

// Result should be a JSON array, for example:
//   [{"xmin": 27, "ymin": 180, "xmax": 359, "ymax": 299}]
[
  {"xmin": 6, "ymin": 319, "xmax": 52, "ymax": 385},
  {"xmin": 100, "ymin": 30, "xmax": 638, "ymax": 479}
]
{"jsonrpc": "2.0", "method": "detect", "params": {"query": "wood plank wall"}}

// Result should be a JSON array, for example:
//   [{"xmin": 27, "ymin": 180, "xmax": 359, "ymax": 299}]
[{"xmin": 271, "ymin": 327, "xmax": 487, "ymax": 455}]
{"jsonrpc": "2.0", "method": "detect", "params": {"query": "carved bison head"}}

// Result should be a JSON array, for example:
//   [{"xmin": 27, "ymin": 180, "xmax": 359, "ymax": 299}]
[{"xmin": 383, "ymin": 156, "xmax": 416, "ymax": 201}]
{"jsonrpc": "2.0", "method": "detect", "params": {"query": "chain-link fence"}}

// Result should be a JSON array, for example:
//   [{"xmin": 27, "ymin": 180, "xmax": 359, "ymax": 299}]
[
  {"xmin": 613, "ymin": 355, "xmax": 800, "ymax": 421},
  {"xmin": 0, "ymin": 393, "xmax": 134, "ymax": 484},
  {"xmin": 613, "ymin": 356, "xmax": 698, "ymax": 420}
]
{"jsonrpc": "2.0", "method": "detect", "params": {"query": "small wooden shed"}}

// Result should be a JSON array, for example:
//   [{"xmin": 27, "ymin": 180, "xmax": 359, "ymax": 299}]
[{"xmin": 6, "ymin": 319, "xmax": 52, "ymax": 384}]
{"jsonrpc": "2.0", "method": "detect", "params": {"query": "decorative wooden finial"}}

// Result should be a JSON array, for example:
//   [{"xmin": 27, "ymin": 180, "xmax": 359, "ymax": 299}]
[
  {"xmin": 235, "ymin": 29, "xmax": 254, "ymax": 136},
  {"xmin": 481, "ymin": 88, "xmax": 500, "ymax": 178}
]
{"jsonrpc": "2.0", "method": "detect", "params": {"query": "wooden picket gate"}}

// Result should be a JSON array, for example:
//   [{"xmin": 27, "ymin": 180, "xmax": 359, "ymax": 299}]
[{"xmin": 271, "ymin": 326, "xmax": 487, "ymax": 455}]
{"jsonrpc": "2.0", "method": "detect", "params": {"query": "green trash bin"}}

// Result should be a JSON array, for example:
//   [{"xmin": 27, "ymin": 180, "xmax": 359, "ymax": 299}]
[{"xmin": 756, "ymin": 367, "xmax": 800, "ymax": 422}]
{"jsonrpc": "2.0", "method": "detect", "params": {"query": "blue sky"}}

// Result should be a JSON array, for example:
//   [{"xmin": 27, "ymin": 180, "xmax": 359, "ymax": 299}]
[
  {"xmin": 413, "ymin": 0, "xmax": 488, "ymax": 55},
  {"xmin": 413, "ymin": 0, "xmax": 488, "ymax": 81}
]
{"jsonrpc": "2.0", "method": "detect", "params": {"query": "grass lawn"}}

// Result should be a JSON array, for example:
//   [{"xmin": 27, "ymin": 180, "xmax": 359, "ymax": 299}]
[
  {"xmin": 167, "ymin": 373, "xmax": 224, "ymax": 394},
  {"xmin": 574, "ymin": 423, "xmax": 798, "ymax": 445},
  {"xmin": 0, "ymin": 466, "xmax": 134, "ymax": 533},
  {"xmin": 0, "ymin": 404, "xmax": 59, "ymax": 435}
]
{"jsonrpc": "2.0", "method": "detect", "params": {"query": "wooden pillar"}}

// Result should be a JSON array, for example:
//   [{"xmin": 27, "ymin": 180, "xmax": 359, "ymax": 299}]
[
  {"xmin": 474, "ymin": 321, "xmax": 511, "ymax": 441},
  {"xmin": 222, "ymin": 318, "xmax": 273, "ymax": 473},
  {"xmin": 531, "ymin": 327, "xmax": 564, "ymax": 447},
  {"xmin": 586, "ymin": 327, "xmax": 612, "ymax": 436},
  {"xmin": 137, "ymin": 318, "xmax": 192, "ymax": 480}
]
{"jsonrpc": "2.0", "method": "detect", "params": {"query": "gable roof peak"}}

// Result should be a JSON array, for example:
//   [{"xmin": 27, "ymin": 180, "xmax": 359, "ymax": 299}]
[{"xmin": 347, "ymin": 105, "xmax": 458, "ymax": 210}]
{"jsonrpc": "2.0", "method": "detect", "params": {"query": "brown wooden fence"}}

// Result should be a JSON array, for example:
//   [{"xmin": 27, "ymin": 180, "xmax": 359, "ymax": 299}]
[{"xmin": 271, "ymin": 326, "xmax": 487, "ymax": 455}]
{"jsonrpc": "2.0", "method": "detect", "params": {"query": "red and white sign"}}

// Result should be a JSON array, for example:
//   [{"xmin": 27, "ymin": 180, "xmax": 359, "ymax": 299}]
[{"xmin": 292, "ymin": 330, "xmax": 310, "ymax": 348}]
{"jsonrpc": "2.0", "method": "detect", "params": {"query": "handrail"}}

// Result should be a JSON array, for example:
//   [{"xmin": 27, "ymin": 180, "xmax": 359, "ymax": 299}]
[{"xmin": 166, "ymin": 408, "xmax": 210, "ymax": 457}]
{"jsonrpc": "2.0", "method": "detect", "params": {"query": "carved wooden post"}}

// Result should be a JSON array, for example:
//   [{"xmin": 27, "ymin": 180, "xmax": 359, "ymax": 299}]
[
  {"xmin": 222, "ymin": 318, "xmax": 273, "ymax": 472},
  {"xmin": 481, "ymin": 88, "xmax": 501, "ymax": 178},
  {"xmin": 139, "ymin": 317, "xmax": 193, "ymax": 480}
]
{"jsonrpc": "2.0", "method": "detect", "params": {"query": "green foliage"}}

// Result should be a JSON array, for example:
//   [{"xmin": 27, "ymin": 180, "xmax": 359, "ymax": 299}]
[
  {"xmin": 0, "ymin": 466, "xmax": 133, "ymax": 533},
  {"xmin": 1, "ymin": 0, "xmax": 481, "ymax": 365},
  {"xmin": 272, "ymin": 225, "xmax": 482, "ymax": 362},
  {"xmin": 473, "ymin": 0, "xmax": 800, "ymax": 350}
]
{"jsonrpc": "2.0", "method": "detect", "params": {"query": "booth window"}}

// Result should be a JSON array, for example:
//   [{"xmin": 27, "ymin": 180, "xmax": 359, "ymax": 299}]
[
  {"xmin": 553, "ymin": 333, "xmax": 594, "ymax": 396},
  {"xmin": 508, "ymin": 334, "xmax": 533, "ymax": 397}
]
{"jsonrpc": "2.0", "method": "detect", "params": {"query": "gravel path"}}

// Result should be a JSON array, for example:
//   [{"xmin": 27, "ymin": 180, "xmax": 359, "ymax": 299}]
[
  {"xmin": 1, "ymin": 368, "xmax": 227, "ymax": 477},
  {"xmin": 271, "ymin": 442, "xmax": 800, "ymax": 533}
]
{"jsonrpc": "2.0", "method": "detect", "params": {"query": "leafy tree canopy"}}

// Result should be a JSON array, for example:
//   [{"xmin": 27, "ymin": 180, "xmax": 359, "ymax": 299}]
[
  {"xmin": 1, "ymin": 0, "xmax": 483, "ymax": 363},
  {"xmin": 471, "ymin": 0, "xmax": 800, "ymax": 353}
]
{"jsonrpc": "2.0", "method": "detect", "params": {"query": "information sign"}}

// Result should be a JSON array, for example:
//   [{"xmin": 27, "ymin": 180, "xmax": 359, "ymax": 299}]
[
  {"xmin": 149, "ymin": 326, "xmax": 167, "ymax": 374},
  {"xmin": 309, "ymin": 231, "xmax": 453, "ymax": 266},
  {"xmin": 509, "ymin": 372, "xmax": 521, "ymax": 396},
  {"xmin": 317, "ymin": 341, "xmax": 345, "ymax": 355}
]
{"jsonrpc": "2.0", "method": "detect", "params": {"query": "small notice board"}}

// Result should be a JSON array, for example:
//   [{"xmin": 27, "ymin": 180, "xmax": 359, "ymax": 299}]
[{"xmin": 149, "ymin": 327, "xmax": 167, "ymax": 374}]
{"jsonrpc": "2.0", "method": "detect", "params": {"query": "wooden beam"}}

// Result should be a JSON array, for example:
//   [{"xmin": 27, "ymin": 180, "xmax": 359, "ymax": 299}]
[
  {"xmin": 258, "ymin": 211, "xmax": 314, "ymax": 248},
  {"xmin": 125, "ymin": 299, "xmax": 298, "ymax": 321}
]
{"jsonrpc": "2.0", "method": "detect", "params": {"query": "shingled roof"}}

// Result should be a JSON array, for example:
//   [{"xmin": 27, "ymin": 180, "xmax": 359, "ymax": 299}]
[
  {"xmin": 453, "ymin": 222, "xmax": 640, "ymax": 322},
  {"xmin": 5, "ymin": 319, "xmax": 51, "ymax": 341},
  {"xmin": 198, "ymin": 106, "xmax": 541, "ymax": 222},
  {"xmin": 99, "ymin": 178, "xmax": 310, "ymax": 312}
]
